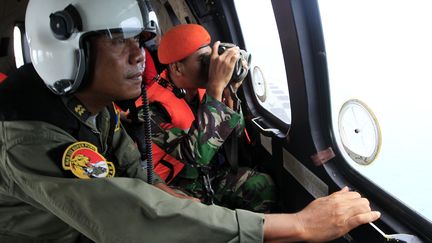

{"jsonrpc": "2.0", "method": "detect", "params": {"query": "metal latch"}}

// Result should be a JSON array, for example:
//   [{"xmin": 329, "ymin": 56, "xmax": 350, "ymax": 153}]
[{"xmin": 370, "ymin": 222, "xmax": 423, "ymax": 243}]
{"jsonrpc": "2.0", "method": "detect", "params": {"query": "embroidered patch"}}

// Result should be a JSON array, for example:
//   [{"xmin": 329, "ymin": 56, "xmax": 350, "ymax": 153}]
[{"xmin": 62, "ymin": 142, "xmax": 115, "ymax": 179}]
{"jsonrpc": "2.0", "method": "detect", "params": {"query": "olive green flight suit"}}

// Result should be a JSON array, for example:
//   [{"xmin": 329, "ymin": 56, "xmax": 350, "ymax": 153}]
[{"xmin": 0, "ymin": 64, "xmax": 264, "ymax": 243}]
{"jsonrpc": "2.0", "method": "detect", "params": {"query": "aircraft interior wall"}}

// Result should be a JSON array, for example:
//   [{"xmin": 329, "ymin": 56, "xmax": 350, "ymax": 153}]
[{"xmin": 0, "ymin": 0, "xmax": 28, "ymax": 75}]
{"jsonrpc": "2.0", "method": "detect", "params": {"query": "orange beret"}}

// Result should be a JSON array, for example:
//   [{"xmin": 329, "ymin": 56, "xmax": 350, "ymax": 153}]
[{"xmin": 158, "ymin": 24, "xmax": 211, "ymax": 64}]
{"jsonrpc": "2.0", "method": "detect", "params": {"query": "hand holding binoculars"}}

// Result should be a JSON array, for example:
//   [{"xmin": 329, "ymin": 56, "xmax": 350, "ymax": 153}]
[{"xmin": 202, "ymin": 42, "xmax": 251, "ymax": 84}]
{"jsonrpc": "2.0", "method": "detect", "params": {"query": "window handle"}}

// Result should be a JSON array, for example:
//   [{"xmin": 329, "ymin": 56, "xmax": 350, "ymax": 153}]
[
  {"xmin": 369, "ymin": 222, "xmax": 423, "ymax": 243},
  {"xmin": 251, "ymin": 116, "xmax": 287, "ymax": 139}
]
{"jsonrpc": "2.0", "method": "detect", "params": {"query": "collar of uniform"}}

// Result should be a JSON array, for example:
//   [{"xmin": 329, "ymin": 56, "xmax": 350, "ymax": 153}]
[
  {"xmin": 62, "ymin": 95, "xmax": 93, "ymax": 123},
  {"xmin": 62, "ymin": 95, "xmax": 113, "ymax": 134},
  {"xmin": 62, "ymin": 95, "xmax": 105, "ymax": 133}
]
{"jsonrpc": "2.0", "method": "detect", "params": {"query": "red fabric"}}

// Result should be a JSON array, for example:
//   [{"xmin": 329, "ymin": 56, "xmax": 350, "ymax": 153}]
[
  {"xmin": 157, "ymin": 24, "xmax": 211, "ymax": 64},
  {"xmin": 151, "ymin": 144, "xmax": 183, "ymax": 183},
  {"xmin": 142, "ymin": 48, "xmax": 157, "ymax": 87},
  {"xmin": 135, "ymin": 69, "xmax": 205, "ymax": 108},
  {"xmin": 145, "ymin": 71, "xmax": 204, "ymax": 128},
  {"xmin": 0, "ymin": 72, "xmax": 7, "ymax": 83}
]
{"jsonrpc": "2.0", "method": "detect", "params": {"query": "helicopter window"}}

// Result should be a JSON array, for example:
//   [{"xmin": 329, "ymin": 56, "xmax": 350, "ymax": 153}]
[
  {"xmin": 13, "ymin": 22, "xmax": 30, "ymax": 68},
  {"xmin": 13, "ymin": 24, "xmax": 24, "ymax": 68},
  {"xmin": 318, "ymin": 0, "xmax": 432, "ymax": 222},
  {"xmin": 233, "ymin": 0, "xmax": 291, "ymax": 125}
]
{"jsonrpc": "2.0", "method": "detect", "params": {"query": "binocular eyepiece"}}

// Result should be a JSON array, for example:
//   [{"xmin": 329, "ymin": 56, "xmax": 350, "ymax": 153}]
[{"xmin": 202, "ymin": 43, "xmax": 251, "ymax": 83}]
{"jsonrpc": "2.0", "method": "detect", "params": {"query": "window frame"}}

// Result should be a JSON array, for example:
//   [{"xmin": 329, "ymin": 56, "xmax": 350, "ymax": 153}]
[
  {"xmin": 212, "ymin": 0, "xmax": 291, "ymax": 139},
  {"xmin": 13, "ymin": 22, "xmax": 31, "ymax": 68},
  {"xmin": 287, "ymin": 0, "xmax": 432, "ymax": 240}
]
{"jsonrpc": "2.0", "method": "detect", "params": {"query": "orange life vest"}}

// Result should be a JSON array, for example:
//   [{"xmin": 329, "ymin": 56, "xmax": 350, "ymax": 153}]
[{"xmin": 147, "ymin": 70, "xmax": 205, "ymax": 183}]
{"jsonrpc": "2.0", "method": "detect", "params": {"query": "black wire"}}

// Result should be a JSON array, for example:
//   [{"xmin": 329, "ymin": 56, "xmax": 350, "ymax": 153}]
[
  {"xmin": 140, "ymin": 84, "xmax": 154, "ymax": 184},
  {"xmin": 128, "ymin": 83, "xmax": 154, "ymax": 184}
]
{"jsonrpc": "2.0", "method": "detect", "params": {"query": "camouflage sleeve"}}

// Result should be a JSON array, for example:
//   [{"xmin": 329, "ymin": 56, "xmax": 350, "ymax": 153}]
[{"xmin": 150, "ymin": 94, "xmax": 244, "ymax": 165}]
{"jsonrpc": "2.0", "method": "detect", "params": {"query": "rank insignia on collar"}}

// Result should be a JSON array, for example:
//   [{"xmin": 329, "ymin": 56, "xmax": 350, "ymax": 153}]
[
  {"xmin": 114, "ymin": 107, "xmax": 121, "ymax": 132},
  {"xmin": 62, "ymin": 142, "xmax": 115, "ymax": 179}
]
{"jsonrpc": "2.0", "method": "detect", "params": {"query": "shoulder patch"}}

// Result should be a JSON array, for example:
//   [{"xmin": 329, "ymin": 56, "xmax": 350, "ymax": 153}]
[{"xmin": 62, "ymin": 142, "xmax": 115, "ymax": 179}]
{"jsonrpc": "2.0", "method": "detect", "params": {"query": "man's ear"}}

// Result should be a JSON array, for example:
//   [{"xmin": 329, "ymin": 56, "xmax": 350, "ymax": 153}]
[{"xmin": 169, "ymin": 62, "xmax": 184, "ymax": 77}]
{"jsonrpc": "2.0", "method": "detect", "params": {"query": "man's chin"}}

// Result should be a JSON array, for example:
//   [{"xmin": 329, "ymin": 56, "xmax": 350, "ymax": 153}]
[
  {"xmin": 114, "ymin": 94, "xmax": 141, "ymax": 111},
  {"xmin": 129, "ymin": 92, "xmax": 142, "ymax": 101},
  {"xmin": 119, "ymin": 92, "xmax": 141, "ymax": 102}
]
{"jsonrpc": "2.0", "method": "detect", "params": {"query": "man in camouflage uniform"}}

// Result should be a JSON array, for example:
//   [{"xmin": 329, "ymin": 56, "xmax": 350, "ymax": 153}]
[{"xmin": 146, "ymin": 24, "xmax": 276, "ymax": 212}]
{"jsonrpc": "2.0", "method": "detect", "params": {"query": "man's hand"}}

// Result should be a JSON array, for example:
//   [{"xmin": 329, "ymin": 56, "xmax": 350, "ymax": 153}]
[
  {"xmin": 295, "ymin": 187, "xmax": 380, "ymax": 241},
  {"xmin": 263, "ymin": 187, "xmax": 381, "ymax": 242},
  {"xmin": 222, "ymin": 58, "xmax": 248, "ymax": 109},
  {"xmin": 206, "ymin": 41, "xmax": 240, "ymax": 101}
]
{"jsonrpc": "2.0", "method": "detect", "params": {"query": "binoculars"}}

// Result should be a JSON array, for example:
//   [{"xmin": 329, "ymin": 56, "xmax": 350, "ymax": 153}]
[{"xmin": 202, "ymin": 43, "xmax": 251, "ymax": 83}]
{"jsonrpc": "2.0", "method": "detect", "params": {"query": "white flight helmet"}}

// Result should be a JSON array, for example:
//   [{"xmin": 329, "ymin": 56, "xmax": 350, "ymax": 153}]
[
  {"xmin": 144, "ymin": 10, "xmax": 162, "ymax": 52},
  {"xmin": 25, "ymin": 0, "xmax": 155, "ymax": 95}
]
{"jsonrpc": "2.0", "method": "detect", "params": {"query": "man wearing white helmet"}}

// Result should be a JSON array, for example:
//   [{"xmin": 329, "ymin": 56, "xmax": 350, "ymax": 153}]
[{"xmin": 0, "ymin": 0, "xmax": 380, "ymax": 242}]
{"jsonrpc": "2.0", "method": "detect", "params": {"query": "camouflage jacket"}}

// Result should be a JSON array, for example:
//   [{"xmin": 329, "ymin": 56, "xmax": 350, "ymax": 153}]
[{"xmin": 150, "ymin": 91, "xmax": 245, "ymax": 179}]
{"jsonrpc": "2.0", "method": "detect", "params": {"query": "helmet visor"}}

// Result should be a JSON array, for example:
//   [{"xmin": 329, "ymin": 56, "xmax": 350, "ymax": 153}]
[{"xmin": 83, "ymin": 0, "xmax": 155, "ymax": 42}]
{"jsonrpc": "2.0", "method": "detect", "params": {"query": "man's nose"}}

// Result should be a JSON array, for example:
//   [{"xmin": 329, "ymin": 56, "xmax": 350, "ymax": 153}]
[{"xmin": 129, "ymin": 41, "xmax": 144, "ymax": 65}]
